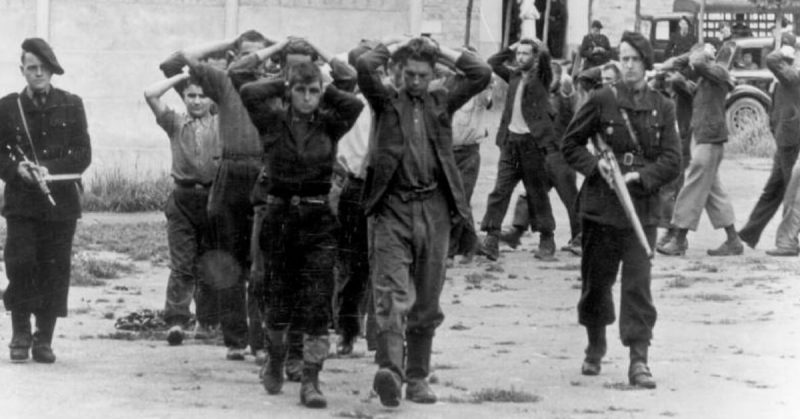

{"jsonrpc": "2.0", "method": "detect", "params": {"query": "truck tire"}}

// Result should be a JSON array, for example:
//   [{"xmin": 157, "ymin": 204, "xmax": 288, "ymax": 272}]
[{"xmin": 726, "ymin": 96, "xmax": 769, "ymax": 138}]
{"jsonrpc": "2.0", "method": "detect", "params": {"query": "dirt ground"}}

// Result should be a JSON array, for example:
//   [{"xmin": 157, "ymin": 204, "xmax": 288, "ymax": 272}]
[{"xmin": 0, "ymin": 149, "xmax": 799, "ymax": 419}]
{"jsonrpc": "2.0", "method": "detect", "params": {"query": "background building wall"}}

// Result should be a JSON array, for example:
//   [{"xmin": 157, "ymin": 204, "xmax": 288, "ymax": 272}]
[{"xmin": 0, "ymin": 0, "xmax": 681, "ymax": 179}]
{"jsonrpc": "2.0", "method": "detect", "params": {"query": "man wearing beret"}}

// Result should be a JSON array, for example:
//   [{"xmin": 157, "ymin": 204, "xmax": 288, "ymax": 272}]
[
  {"xmin": 0, "ymin": 38, "xmax": 91, "ymax": 363},
  {"xmin": 562, "ymin": 31, "xmax": 681, "ymax": 388}
]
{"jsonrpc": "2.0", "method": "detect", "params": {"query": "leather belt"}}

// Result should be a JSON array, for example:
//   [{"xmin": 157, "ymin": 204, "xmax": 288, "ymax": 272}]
[
  {"xmin": 267, "ymin": 194, "xmax": 328, "ymax": 206},
  {"xmin": 616, "ymin": 152, "xmax": 645, "ymax": 167},
  {"xmin": 174, "ymin": 180, "xmax": 211, "ymax": 189},
  {"xmin": 395, "ymin": 183, "xmax": 438, "ymax": 203}
]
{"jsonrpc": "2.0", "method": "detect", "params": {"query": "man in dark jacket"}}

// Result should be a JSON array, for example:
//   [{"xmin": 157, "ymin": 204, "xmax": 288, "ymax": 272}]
[
  {"xmin": 356, "ymin": 36, "xmax": 491, "ymax": 407},
  {"xmin": 240, "ymin": 48, "xmax": 363, "ymax": 407},
  {"xmin": 477, "ymin": 38, "xmax": 560, "ymax": 261},
  {"xmin": 562, "ymin": 31, "xmax": 681, "ymax": 389},
  {"xmin": 657, "ymin": 43, "xmax": 743, "ymax": 256},
  {"xmin": 1, "ymin": 38, "xmax": 91, "ymax": 363},
  {"xmin": 580, "ymin": 20, "xmax": 612, "ymax": 71},
  {"xmin": 738, "ymin": 33, "xmax": 800, "ymax": 249}
]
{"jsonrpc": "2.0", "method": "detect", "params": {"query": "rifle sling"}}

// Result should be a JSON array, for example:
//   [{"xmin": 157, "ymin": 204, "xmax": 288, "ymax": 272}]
[{"xmin": 16, "ymin": 95, "xmax": 40, "ymax": 164}]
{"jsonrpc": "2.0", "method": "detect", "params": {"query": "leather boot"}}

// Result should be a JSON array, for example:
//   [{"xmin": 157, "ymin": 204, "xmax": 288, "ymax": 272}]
[
  {"xmin": 261, "ymin": 329, "xmax": 287, "ymax": 395},
  {"xmin": 298, "ymin": 364, "xmax": 326, "ymax": 408},
  {"xmin": 477, "ymin": 233, "xmax": 500, "ymax": 261},
  {"xmin": 498, "ymin": 226, "xmax": 524, "ymax": 249},
  {"xmin": 10, "ymin": 312, "xmax": 32, "ymax": 362},
  {"xmin": 373, "ymin": 332, "xmax": 405, "ymax": 407},
  {"xmin": 581, "ymin": 326, "xmax": 606, "ymax": 376},
  {"xmin": 32, "ymin": 315, "xmax": 57, "ymax": 364},
  {"xmin": 628, "ymin": 342, "xmax": 656, "ymax": 389},
  {"xmin": 285, "ymin": 329, "xmax": 304, "ymax": 382},
  {"xmin": 405, "ymin": 331, "xmax": 437, "ymax": 404},
  {"xmin": 534, "ymin": 232, "xmax": 556, "ymax": 260},
  {"xmin": 300, "ymin": 334, "xmax": 329, "ymax": 409}
]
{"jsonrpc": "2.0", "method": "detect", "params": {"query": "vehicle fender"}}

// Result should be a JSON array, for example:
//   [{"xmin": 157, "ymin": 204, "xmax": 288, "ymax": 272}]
[{"xmin": 726, "ymin": 85, "xmax": 771, "ymax": 109}]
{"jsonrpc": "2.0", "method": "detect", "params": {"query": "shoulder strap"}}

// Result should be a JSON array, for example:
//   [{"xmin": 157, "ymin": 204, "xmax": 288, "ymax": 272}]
[
  {"xmin": 610, "ymin": 86, "xmax": 641, "ymax": 150},
  {"xmin": 16, "ymin": 96, "xmax": 40, "ymax": 164}
]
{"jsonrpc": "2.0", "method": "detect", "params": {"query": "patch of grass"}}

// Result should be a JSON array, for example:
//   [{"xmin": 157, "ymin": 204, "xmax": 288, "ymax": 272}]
[
  {"xmin": 469, "ymin": 387, "xmax": 541, "ymax": 403},
  {"xmin": 664, "ymin": 275, "xmax": 692, "ymax": 289},
  {"xmin": 688, "ymin": 292, "xmax": 735, "ymax": 302},
  {"xmin": 74, "ymin": 221, "xmax": 168, "ymax": 264},
  {"xmin": 82, "ymin": 169, "xmax": 172, "ymax": 212}
]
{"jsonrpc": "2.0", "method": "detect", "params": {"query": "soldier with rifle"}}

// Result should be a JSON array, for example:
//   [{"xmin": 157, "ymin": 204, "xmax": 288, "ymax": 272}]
[
  {"xmin": 0, "ymin": 38, "xmax": 91, "ymax": 363},
  {"xmin": 561, "ymin": 31, "xmax": 681, "ymax": 389}
]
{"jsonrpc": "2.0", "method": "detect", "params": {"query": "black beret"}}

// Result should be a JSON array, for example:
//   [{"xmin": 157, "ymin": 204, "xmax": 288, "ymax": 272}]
[
  {"xmin": 620, "ymin": 30, "xmax": 654, "ymax": 71},
  {"xmin": 591, "ymin": 20, "xmax": 603, "ymax": 29},
  {"xmin": 21, "ymin": 38, "xmax": 64, "ymax": 75}
]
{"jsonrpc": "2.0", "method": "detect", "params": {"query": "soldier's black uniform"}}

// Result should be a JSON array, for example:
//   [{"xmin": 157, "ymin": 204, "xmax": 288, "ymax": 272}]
[
  {"xmin": 561, "ymin": 80, "xmax": 680, "ymax": 383},
  {"xmin": 0, "ymin": 39, "xmax": 91, "ymax": 363}
]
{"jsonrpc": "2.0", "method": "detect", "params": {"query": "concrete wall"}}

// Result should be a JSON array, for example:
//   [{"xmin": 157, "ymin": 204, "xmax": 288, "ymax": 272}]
[{"xmin": 0, "ymin": 0, "xmax": 425, "ymax": 180}]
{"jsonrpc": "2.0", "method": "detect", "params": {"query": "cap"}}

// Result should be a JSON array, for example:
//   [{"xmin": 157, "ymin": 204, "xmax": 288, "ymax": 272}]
[
  {"xmin": 591, "ymin": 20, "xmax": 603, "ymax": 29},
  {"xmin": 21, "ymin": 38, "xmax": 64, "ymax": 75}
]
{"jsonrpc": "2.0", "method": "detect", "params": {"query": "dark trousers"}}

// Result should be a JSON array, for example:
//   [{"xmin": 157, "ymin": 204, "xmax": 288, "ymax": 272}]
[
  {"xmin": 207, "ymin": 158, "xmax": 262, "ymax": 349},
  {"xmin": 579, "ymin": 219, "xmax": 657, "ymax": 346},
  {"xmin": 335, "ymin": 177, "xmax": 370, "ymax": 340},
  {"xmin": 371, "ymin": 189, "xmax": 451, "ymax": 377},
  {"xmin": 739, "ymin": 146, "xmax": 800, "ymax": 246},
  {"xmin": 3, "ymin": 217, "xmax": 77, "ymax": 317},
  {"xmin": 449, "ymin": 144, "xmax": 480, "ymax": 256},
  {"xmin": 481, "ymin": 135, "xmax": 555, "ymax": 234},
  {"xmin": 163, "ymin": 186, "xmax": 218, "ymax": 326},
  {"xmin": 261, "ymin": 200, "xmax": 338, "ymax": 336},
  {"xmin": 510, "ymin": 151, "xmax": 579, "ymax": 239}
]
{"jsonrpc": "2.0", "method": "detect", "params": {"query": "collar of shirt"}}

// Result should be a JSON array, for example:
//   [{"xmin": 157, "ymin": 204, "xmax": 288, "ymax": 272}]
[
  {"xmin": 25, "ymin": 85, "xmax": 50, "ymax": 101},
  {"xmin": 184, "ymin": 113, "xmax": 213, "ymax": 129}
]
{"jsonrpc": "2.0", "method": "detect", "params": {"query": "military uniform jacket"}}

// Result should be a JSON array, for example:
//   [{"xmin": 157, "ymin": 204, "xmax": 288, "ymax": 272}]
[
  {"xmin": 489, "ymin": 48, "xmax": 557, "ymax": 150},
  {"xmin": 0, "ymin": 88, "xmax": 91, "ymax": 220},
  {"xmin": 561, "ymin": 83, "xmax": 681, "ymax": 229},
  {"xmin": 355, "ymin": 44, "xmax": 492, "ymax": 220}
]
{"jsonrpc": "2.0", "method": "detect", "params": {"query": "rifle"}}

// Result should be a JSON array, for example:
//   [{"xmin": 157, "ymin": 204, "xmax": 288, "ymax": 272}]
[
  {"xmin": 13, "ymin": 144, "xmax": 56, "ymax": 207},
  {"xmin": 594, "ymin": 134, "xmax": 653, "ymax": 258}
]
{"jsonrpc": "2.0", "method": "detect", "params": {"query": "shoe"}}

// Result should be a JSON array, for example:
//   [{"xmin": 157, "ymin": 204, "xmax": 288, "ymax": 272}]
[
  {"xmin": 254, "ymin": 349, "xmax": 268, "ymax": 366},
  {"xmin": 405, "ymin": 379, "xmax": 437, "ymax": 404},
  {"xmin": 167, "ymin": 325, "xmax": 184, "ymax": 346},
  {"xmin": 738, "ymin": 232, "xmax": 756, "ymax": 249},
  {"xmin": 581, "ymin": 359, "xmax": 601, "ymax": 376},
  {"xmin": 534, "ymin": 233, "xmax": 556, "ymax": 260},
  {"xmin": 765, "ymin": 247, "xmax": 800, "ymax": 257},
  {"xmin": 337, "ymin": 335, "xmax": 355, "ymax": 356},
  {"xmin": 561, "ymin": 235, "xmax": 582, "ymax": 256},
  {"xmin": 707, "ymin": 238, "xmax": 744, "ymax": 256},
  {"xmin": 628, "ymin": 361, "xmax": 656, "ymax": 389},
  {"xmin": 285, "ymin": 358, "xmax": 304, "ymax": 382},
  {"xmin": 656, "ymin": 236, "xmax": 688, "ymax": 256},
  {"xmin": 373, "ymin": 368, "xmax": 402, "ymax": 407},
  {"xmin": 31, "ymin": 344, "xmax": 56, "ymax": 364},
  {"xmin": 193, "ymin": 323, "xmax": 215, "ymax": 340},
  {"xmin": 477, "ymin": 234, "xmax": 500, "ymax": 261},
  {"xmin": 261, "ymin": 358, "xmax": 284, "ymax": 395},
  {"xmin": 300, "ymin": 367, "xmax": 327, "ymax": 408},
  {"xmin": 226, "ymin": 347, "xmax": 247, "ymax": 361},
  {"xmin": 656, "ymin": 231, "xmax": 673, "ymax": 249},
  {"xmin": 9, "ymin": 334, "xmax": 31, "ymax": 362},
  {"xmin": 498, "ymin": 227, "xmax": 524, "ymax": 249}
]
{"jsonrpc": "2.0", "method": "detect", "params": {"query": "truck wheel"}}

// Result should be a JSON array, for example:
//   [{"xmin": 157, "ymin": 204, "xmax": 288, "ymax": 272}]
[{"xmin": 726, "ymin": 96, "xmax": 769, "ymax": 138}]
